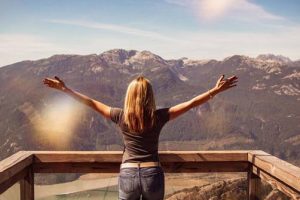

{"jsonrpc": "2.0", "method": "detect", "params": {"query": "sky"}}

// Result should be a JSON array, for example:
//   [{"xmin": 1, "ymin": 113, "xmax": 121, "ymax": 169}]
[{"xmin": 0, "ymin": 0, "xmax": 300, "ymax": 67}]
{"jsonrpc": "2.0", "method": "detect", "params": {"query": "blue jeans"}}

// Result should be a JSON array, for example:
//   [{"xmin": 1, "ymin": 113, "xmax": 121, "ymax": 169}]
[{"xmin": 118, "ymin": 166, "xmax": 165, "ymax": 200}]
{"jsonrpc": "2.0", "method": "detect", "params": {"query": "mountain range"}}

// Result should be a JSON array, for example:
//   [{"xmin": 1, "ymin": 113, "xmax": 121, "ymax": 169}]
[{"xmin": 0, "ymin": 49, "xmax": 299, "ymax": 165}]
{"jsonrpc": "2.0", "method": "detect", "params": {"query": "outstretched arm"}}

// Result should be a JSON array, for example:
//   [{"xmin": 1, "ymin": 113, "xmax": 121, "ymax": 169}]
[
  {"xmin": 43, "ymin": 76, "xmax": 111, "ymax": 119},
  {"xmin": 168, "ymin": 75, "xmax": 238, "ymax": 120}
]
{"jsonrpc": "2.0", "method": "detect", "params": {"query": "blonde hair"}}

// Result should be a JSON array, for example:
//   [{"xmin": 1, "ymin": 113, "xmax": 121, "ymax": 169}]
[{"xmin": 124, "ymin": 76, "xmax": 156, "ymax": 133}]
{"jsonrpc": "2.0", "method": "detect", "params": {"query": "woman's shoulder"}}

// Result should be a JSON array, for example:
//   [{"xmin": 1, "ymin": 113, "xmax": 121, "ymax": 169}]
[
  {"xmin": 155, "ymin": 107, "xmax": 170, "ymax": 123},
  {"xmin": 155, "ymin": 107, "xmax": 170, "ymax": 113},
  {"xmin": 110, "ymin": 107, "xmax": 124, "ymax": 124}
]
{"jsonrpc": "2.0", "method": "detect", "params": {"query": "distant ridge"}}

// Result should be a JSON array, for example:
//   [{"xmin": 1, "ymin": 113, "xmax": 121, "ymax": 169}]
[{"xmin": 257, "ymin": 54, "xmax": 292, "ymax": 63}]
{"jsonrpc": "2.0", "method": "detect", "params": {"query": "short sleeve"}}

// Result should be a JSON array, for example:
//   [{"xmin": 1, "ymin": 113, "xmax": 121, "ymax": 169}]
[
  {"xmin": 155, "ymin": 107, "xmax": 170, "ymax": 127},
  {"xmin": 110, "ymin": 107, "xmax": 123, "ymax": 124}
]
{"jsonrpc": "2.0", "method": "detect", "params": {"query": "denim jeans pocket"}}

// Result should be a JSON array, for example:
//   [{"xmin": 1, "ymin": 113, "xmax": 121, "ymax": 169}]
[
  {"xmin": 144, "ymin": 175, "xmax": 161, "ymax": 192},
  {"xmin": 141, "ymin": 166, "xmax": 163, "ymax": 176},
  {"xmin": 119, "ymin": 175, "xmax": 135, "ymax": 193},
  {"xmin": 142, "ymin": 169, "xmax": 163, "ymax": 193},
  {"xmin": 119, "ymin": 168, "xmax": 136, "ymax": 193}
]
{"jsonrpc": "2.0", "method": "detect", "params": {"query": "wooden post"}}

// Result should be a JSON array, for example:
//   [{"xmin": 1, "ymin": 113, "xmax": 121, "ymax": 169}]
[
  {"xmin": 20, "ymin": 167, "xmax": 34, "ymax": 200},
  {"xmin": 248, "ymin": 166, "xmax": 260, "ymax": 200}
]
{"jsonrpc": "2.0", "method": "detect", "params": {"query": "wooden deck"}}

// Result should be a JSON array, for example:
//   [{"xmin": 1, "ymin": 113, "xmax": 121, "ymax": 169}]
[{"xmin": 0, "ymin": 151, "xmax": 299, "ymax": 199}]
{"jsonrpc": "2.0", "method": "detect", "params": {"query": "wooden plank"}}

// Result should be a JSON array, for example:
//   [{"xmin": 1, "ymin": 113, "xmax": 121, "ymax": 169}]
[
  {"xmin": 0, "ymin": 167, "xmax": 27, "ymax": 194},
  {"xmin": 33, "ymin": 161, "xmax": 249, "ymax": 173},
  {"xmin": 20, "ymin": 167, "xmax": 34, "ymax": 200},
  {"xmin": 248, "ymin": 151, "xmax": 300, "ymax": 192},
  {"xmin": 160, "ymin": 151, "xmax": 248, "ymax": 162},
  {"xmin": 162, "ymin": 161, "xmax": 249, "ymax": 173},
  {"xmin": 32, "ymin": 151, "xmax": 249, "ymax": 163},
  {"xmin": 248, "ymin": 167, "xmax": 260, "ymax": 200},
  {"xmin": 33, "ymin": 151, "xmax": 123, "ymax": 163},
  {"xmin": 0, "ymin": 151, "xmax": 33, "ymax": 194},
  {"xmin": 251, "ymin": 166, "xmax": 300, "ymax": 199},
  {"xmin": 33, "ymin": 162, "xmax": 121, "ymax": 173},
  {"xmin": 32, "ymin": 151, "xmax": 249, "ymax": 173}
]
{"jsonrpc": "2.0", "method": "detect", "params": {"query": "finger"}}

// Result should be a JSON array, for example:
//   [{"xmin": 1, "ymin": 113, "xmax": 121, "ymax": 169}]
[
  {"xmin": 228, "ymin": 84, "xmax": 237, "ymax": 88},
  {"xmin": 43, "ymin": 79, "xmax": 56, "ymax": 84},
  {"xmin": 220, "ymin": 74, "xmax": 225, "ymax": 81},
  {"xmin": 54, "ymin": 76, "xmax": 62, "ymax": 82},
  {"xmin": 43, "ymin": 82, "xmax": 51, "ymax": 87},
  {"xmin": 225, "ymin": 78, "xmax": 238, "ymax": 84},
  {"xmin": 43, "ymin": 78, "xmax": 56, "ymax": 86},
  {"xmin": 228, "ymin": 75, "xmax": 238, "ymax": 81},
  {"xmin": 43, "ymin": 79, "xmax": 50, "ymax": 84},
  {"xmin": 43, "ymin": 80, "xmax": 51, "ymax": 85},
  {"xmin": 44, "ymin": 78, "xmax": 55, "ymax": 83},
  {"xmin": 217, "ymin": 74, "xmax": 225, "ymax": 83},
  {"xmin": 220, "ymin": 80, "xmax": 226, "ymax": 85}
]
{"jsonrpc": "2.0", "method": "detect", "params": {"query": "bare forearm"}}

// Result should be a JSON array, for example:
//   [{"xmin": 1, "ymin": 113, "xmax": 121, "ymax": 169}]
[
  {"xmin": 63, "ymin": 87, "xmax": 94, "ymax": 107},
  {"xmin": 189, "ymin": 87, "xmax": 219, "ymax": 108},
  {"xmin": 62, "ymin": 87, "xmax": 111, "ymax": 118},
  {"xmin": 169, "ymin": 74, "xmax": 237, "ymax": 120},
  {"xmin": 169, "ymin": 87, "xmax": 219, "ymax": 120}
]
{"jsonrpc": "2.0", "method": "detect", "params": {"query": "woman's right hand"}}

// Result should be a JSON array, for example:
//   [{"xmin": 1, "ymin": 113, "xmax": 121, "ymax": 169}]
[
  {"xmin": 43, "ymin": 76, "xmax": 67, "ymax": 91},
  {"xmin": 214, "ymin": 74, "xmax": 238, "ymax": 93}
]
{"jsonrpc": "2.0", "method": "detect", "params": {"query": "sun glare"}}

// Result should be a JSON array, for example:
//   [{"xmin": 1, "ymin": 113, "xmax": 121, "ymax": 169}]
[
  {"xmin": 33, "ymin": 96, "xmax": 86, "ymax": 148},
  {"xmin": 196, "ymin": 0, "xmax": 237, "ymax": 21}
]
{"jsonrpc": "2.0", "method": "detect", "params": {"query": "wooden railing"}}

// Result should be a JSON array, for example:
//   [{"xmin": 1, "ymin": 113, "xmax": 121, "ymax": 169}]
[{"xmin": 0, "ymin": 151, "xmax": 299, "ymax": 200}]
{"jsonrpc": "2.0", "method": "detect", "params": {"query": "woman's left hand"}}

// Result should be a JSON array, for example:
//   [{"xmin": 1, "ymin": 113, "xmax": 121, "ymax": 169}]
[
  {"xmin": 214, "ymin": 74, "xmax": 238, "ymax": 93},
  {"xmin": 43, "ymin": 76, "xmax": 67, "ymax": 91}
]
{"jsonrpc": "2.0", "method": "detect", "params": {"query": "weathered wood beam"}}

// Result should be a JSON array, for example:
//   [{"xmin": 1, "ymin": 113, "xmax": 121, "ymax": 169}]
[
  {"xmin": 162, "ymin": 161, "xmax": 249, "ymax": 173},
  {"xmin": 32, "ymin": 151, "xmax": 249, "ymax": 173},
  {"xmin": 32, "ymin": 151, "xmax": 123, "ymax": 163},
  {"xmin": 159, "ymin": 151, "xmax": 249, "ymax": 162},
  {"xmin": 20, "ymin": 166, "xmax": 34, "ymax": 200},
  {"xmin": 248, "ymin": 151, "xmax": 300, "ymax": 193},
  {"xmin": 248, "ymin": 166, "xmax": 260, "ymax": 200},
  {"xmin": 0, "ymin": 151, "xmax": 33, "ymax": 194},
  {"xmin": 32, "ymin": 151, "xmax": 249, "ymax": 163},
  {"xmin": 33, "ymin": 161, "xmax": 250, "ymax": 173},
  {"xmin": 0, "ymin": 167, "xmax": 27, "ymax": 194},
  {"xmin": 251, "ymin": 165, "xmax": 300, "ymax": 199},
  {"xmin": 33, "ymin": 162, "xmax": 120, "ymax": 173}
]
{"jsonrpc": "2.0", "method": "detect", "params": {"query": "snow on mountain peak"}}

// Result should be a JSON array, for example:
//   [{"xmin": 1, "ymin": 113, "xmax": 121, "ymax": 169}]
[
  {"xmin": 126, "ymin": 50, "xmax": 167, "ymax": 67},
  {"xmin": 256, "ymin": 54, "xmax": 292, "ymax": 64},
  {"xmin": 182, "ymin": 58, "xmax": 213, "ymax": 66}
]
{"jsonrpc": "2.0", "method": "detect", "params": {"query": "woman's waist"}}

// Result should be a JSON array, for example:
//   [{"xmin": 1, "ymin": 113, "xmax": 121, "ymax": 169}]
[
  {"xmin": 122, "ymin": 150, "xmax": 159, "ymax": 162},
  {"xmin": 120, "ymin": 161, "xmax": 160, "ymax": 169}
]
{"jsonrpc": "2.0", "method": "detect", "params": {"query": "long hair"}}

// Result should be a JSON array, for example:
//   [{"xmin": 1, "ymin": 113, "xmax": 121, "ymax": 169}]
[{"xmin": 124, "ymin": 76, "xmax": 156, "ymax": 133}]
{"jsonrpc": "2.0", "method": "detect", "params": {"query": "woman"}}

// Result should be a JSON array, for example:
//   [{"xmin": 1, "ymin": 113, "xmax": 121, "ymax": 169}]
[{"xmin": 43, "ymin": 74, "xmax": 238, "ymax": 200}]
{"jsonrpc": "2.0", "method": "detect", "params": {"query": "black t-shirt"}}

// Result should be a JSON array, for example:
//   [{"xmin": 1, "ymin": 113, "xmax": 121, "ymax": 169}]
[{"xmin": 110, "ymin": 107, "xmax": 170, "ymax": 163}]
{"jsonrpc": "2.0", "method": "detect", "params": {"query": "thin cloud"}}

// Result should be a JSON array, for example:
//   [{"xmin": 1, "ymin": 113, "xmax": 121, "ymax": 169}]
[
  {"xmin": 1, "ymin": 25, "xmax": 299, "ymax": 67},
  {"xmin": 160, "ymin": 26, "xmax": 300, "ymax": 60},
  {"xmin": 45, "ymin": 19, "xmax": 180, "ymax": 43},
  {"xmin": 0, "ymin": 34, "xmax": 60, "ymax": 52},
  {"xmin": 165, "ymin": 0, "xmax": 284, "ymax": 22},
  {"xmin": 0, "ymin": 34, "xmax": 66, "ymax": 67}
]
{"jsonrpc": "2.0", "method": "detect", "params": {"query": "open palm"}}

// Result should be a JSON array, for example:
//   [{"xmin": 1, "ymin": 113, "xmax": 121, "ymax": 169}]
[
  {"xmin": 215, "ymin": 75, "xmax": 238, "ymax": 92},
  {"xmin": 43, "ymin": 76, "xmax": 67, "ymax": 91}
]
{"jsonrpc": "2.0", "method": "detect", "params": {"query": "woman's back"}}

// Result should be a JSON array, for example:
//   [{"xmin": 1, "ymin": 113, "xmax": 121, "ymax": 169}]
[{"xmin": 110, "ymin": 107, "xmax": 170, "ymax": 163}]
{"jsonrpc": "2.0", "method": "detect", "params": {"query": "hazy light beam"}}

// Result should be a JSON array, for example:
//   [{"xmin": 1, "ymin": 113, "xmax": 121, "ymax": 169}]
[{"xmin": 34, "ymin": 96, "xmax": 86, "ymax": 148}]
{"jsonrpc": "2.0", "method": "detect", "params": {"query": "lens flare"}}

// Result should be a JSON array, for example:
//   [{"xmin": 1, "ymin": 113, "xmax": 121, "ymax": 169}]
[
  {"xmin": 199, "ymin": 0, "xmax": 236, "ymax": 20},
  {"xmin": 33, "ymin": 96, "xmax": 86, "ymax": 148}
]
